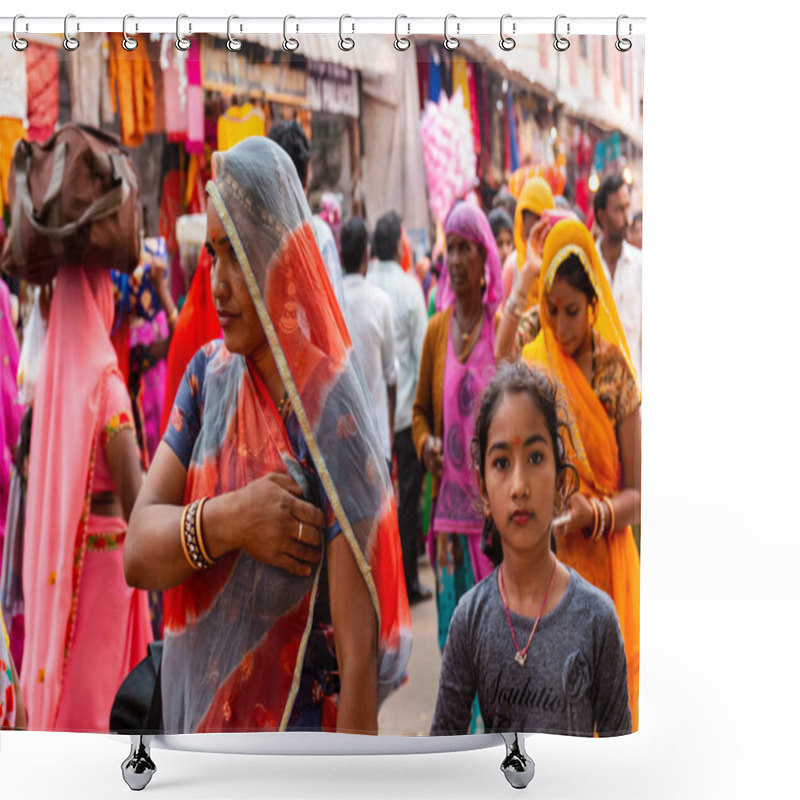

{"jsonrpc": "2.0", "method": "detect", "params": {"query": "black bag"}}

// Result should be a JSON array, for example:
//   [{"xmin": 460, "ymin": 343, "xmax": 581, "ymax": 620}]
[{"xmin": 109, "ymin": 640, "xmax": 164, "ymax": 734}]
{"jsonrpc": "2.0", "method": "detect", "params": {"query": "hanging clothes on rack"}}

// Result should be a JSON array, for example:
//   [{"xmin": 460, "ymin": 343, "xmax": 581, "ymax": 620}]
[
  {"xmin": 66, "ymin": 33, "xmax": 114, "ymax": 128},
  {"xmin": 185, "ymin": 45, "xmax": 204, "ymax": 155},
  {"xmin": 217, "ymin": 103, "xmax": 265, "ymax": 152},
  {"xmin": 108, "ymin": 33, "xmax": 155, "ymax": 147},
  {"xmin": 25, "ymin": 40, "xmax": 59, "ymax": 144}
]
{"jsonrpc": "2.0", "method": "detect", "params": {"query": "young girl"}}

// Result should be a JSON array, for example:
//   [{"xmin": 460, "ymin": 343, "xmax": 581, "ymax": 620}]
[{"xmin": 430, "ymin": 362, "xmax": 631, "ymax": 737}]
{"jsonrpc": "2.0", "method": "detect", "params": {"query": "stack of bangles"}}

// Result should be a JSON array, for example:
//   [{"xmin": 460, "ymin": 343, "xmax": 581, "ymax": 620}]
[
  {"xmin": 586, "ymin": 496, "xmax": 616, "ymax": 542},
  {"xmin": 504, "ymin": 290, "xmax": 528, "ymax": 320},
  {"xmin": 180, "ymin": 497, "xmax": 216, "ymax": 570}
]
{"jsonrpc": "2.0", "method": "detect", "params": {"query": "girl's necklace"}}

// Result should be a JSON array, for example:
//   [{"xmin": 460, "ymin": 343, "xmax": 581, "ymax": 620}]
[{"xmin": 499, "ymin": 558, "xmax": 559, "ymax": 667}]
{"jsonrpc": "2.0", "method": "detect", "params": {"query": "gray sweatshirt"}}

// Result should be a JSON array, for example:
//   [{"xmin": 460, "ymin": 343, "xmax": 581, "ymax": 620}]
[{"xmin": 430, "ymin": 567, "xmax": 632, "ymax": 737}]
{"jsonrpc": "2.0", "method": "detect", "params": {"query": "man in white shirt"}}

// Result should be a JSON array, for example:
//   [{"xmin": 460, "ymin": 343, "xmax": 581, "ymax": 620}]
[
  {"xmin": 367, "ymin": 212, "xmax": 432, "ymax": 605},
  {"xmin": 268, "ymin": 121, "xmax": 346, "ymax": 313},
  {"xmin": 340, "ymin": 217, "xmax": 397, "ymax": 471},
  {"xmin": 594, "ymin": 174, "xmax": 643, "ymax": 383}
]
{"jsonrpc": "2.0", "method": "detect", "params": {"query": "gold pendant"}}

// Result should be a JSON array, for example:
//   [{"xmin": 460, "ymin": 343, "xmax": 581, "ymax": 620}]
[{"xmin": 515, "ymin": 651, "xmax": 527, "ymax": 667}]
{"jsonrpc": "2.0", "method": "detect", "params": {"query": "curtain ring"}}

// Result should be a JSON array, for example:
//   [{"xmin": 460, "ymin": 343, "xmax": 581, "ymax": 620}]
[
  {"xmin": 63, "ymin": 14, "xmax": 80, "ymax": 51},
  {"xmin": 616, "ymin": 15, "xmax": 632, "ymax": 52},
  {"xmin": 283, "ymin": 15, "xmax": 299, "ymax": 52},
  {"xmin": 499, "ymin": 14, "xmax": 515, "ymax": 51},
  {"xmin": 122, "ymin": 15, "xmax": 138, "ymax": 51},
  {"xmin": 444, "ymin": 14, "xmax": 459, "ymax": 51},
  {"xmin": 338, "ymin": 14, "xmax": 355, "ymax": 51},
  {"xmin": 394, "ymin": 15, "xmax": 410, "ymax": 51},
  {"xmin": 227, "ymin": 15, "xmax": 242, "ymax": 52},
  {"xmin": 175, "ymin": 14, "xmax": 191, "ymax": 51},
  {"xmin": 553, "ymin": 14, "xmax": 570, "ymax": 52},
  {"xmin": 12, "ymin": 15, "xmax": 28, "ymax": 52}
]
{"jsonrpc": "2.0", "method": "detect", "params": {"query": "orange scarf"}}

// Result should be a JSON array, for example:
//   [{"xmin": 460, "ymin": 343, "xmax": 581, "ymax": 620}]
[
  {"xmin": 523, "ymin": 219, "xmax": 640, "ymax": 730},
  {"xmin": 513, "ymin": 177, "xmax": 555, "ymax": 309}
]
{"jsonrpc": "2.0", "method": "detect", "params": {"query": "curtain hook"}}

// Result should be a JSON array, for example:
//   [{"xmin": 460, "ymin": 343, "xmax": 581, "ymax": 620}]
[
  {"xmin": 175, "ymin": 14, "xmax": 191, "ymax": 51},
  {"xmin": 553, "ymin": 14, "xmax": 570, "ymax": 52},
  {"xmin": 339, "ymin": 14, "xmax": 355, "ymax": 51},
  {"xmin": 444, "ymin": 14, "xmax": 459, "ymax": 51},
  {"xmin": 122, "ymin": 15, "xmax": 138, "ymax": 51},
  {"xmin": 227, "ymin": 15, "xmax": 242, "ymax": 52},
  {"xmin": 616, "ymin": 15, "xmax": 632, "ymax": 52},
  {"xmin": 12, "ymin": 15, "xmax": 28, "ymax": 52},
  {"xmin": 394, "ymin": 15, "xmax": 411, "ymax": 51},
  {"xmin": 283, "ymin": 15, "xmax": 299, "ymax": 52},
  {"xmin": 63, "ymin": 13, "xmax": 80, "ymax": 51},
  {"xmin": 500, "ymin": 14, "xmax": 516, "ymax": 51}
]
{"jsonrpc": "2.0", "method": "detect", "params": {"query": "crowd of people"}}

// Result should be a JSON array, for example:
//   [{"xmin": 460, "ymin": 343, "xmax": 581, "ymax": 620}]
[{"xmin": 0, "ymin": 121, "xmax": 642, "ymax": 739}]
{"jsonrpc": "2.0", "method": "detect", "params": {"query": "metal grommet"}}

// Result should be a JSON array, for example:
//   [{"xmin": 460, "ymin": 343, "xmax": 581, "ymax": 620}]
[
  {"xmin": 122, "ymin": 15, "xmax": 138, "ymax": 51},
  {"xmin": 283, "ymin": 15, "xmax": 299, "ymax": 52},
  {"xmin": 227, "ymin": 15, "xmax": 242, "ymax": 52},
  {"xmin": 394, "ymin": 15, "xmax": 411, "ymax": 51},
  {"xmin": 553, "ymin": 14, "xmax": 570, "ymax": 52},
  {"xmin": 338, "ymin": 14, "xmax": 355, "ymax": 51},
  {"xmin": 499, "ymin": 14, "xmax": 515, "ymax": 51},
  {"xmin": 443, "ymin": 14, "xmax": 459, "ymax": 51},
  {"xmin": 616, "ymin": 15, "xmax": 632, "ymax": 52},
  {"xmin": 175, "ymin": 14, "xmax": 191, "ymax": 51},
  {"xmin": 12, "ymin": 15, "xmax": 28, "ymax": 52},
  {"xmin": 63, "ymin": 14, "xmax": 80, "ymax": 51}
]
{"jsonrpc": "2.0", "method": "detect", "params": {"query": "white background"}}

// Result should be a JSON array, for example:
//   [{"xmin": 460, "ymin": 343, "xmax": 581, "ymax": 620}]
[{"xmin": 3, "ymin": 0, "xmax": 799, "ymax": 797}]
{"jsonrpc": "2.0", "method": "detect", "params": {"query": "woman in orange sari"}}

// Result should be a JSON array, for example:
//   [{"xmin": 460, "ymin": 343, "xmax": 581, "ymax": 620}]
[{"xmin": 522, "ymin": 219, "xmax": 640, "ymax": 730}]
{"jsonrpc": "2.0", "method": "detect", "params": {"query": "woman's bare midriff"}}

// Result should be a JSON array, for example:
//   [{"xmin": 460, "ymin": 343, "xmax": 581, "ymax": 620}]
[{"xmin": 90, "ymin": 491, "xmax": 124, "ymax": 519}]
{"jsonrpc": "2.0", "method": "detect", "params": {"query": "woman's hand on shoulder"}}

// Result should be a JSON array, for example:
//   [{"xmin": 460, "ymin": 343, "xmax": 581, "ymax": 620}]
[{"xmin": 233, "ymin": 473, "xmax": 325, "ymax": 577}]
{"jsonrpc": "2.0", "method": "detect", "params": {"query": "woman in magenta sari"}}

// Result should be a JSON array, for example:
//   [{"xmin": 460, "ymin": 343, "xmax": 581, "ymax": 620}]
[
  {"xmin": 0, "ymin": 279, "xmax": 23, "ymax": 571},
  {"xmin": 125, "ymin": 138, "xmax": 411, "ymax": 734},
  {"xmin": 20, "ymin": 266, "xmax": 152, "ymax": 731},
  {"xmin": 412, "ymin": 201, "xmax": 503, "ymax": 652}
]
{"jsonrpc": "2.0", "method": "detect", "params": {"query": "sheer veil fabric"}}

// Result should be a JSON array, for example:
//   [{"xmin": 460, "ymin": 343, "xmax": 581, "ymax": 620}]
[{"xmin": 161, "ymin": 138, "xmax": 411, "ymax": 733}]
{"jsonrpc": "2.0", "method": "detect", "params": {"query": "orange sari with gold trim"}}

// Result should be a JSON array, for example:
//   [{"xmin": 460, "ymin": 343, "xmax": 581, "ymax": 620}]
[{"xmin": 523, "ymin": 219, "xmax": 640, "ymax": 731}]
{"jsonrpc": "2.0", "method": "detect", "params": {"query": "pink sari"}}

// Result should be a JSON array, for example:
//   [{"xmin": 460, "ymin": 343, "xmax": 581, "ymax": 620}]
[
  {"xmin": 1, "ymin": 280, "xmax": 23, "ymax": 570},
  {"xmin": 21, "ymin": 267, "xmax": 151, "ymax": 731}
]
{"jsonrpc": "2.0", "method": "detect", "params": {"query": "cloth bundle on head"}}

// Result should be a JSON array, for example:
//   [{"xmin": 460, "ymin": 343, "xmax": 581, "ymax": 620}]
[
  {"xmin": 434, "ymin": 201, "xmax": 503, "ymax": 315},
  {"xmin": 514, "ymin": 177, "xmax": 556, "ymax": 308},
  {"xmin": 161, "ymin": 137, "xmax": 411, "ymax": 733}
]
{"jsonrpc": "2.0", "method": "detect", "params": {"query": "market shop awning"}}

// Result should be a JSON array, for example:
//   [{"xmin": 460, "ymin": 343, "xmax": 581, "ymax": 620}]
[
  {"xmin": 216, "ymin": 32, "xmax": 400, "ymax": 74},
  {"xmin": 483, "ymin": 38, "xmax": 643, "ymax": 147}
]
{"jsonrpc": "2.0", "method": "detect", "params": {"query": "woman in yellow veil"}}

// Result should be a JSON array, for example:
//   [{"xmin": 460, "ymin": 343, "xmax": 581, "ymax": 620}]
[{"xmin": 522, "ymin": 219, "xmax": 640, "ymax": 730}]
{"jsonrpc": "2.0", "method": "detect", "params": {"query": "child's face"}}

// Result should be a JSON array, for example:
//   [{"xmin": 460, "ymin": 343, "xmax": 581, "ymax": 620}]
[{"xmin": 479, "ymin": 391, "xmax": 560, "ymax": 558}]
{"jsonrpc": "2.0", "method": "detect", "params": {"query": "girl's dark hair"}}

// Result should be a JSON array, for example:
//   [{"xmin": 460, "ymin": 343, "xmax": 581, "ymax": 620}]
[
  {"xmin": 471, "ymin": 361, "xmax": 579, "ymax": 565},
  {"xmin": 552, "ymin": 253, "xmax": 597, "ymax": 305},
  {"xmin": 488, "ymin": 207, "xmax": 514, "ymax": 239}
]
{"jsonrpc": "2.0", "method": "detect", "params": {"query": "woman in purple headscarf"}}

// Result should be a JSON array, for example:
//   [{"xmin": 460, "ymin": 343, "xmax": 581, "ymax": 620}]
[{"xmin": 412, "ymin": 201, "xmax": 503, "ymax": 652}]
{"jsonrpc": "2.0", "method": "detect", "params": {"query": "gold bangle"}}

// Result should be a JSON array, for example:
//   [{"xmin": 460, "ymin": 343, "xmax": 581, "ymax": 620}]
[
  {"xmin": 603, "ymin": 497, "xmax": 616, "ymax": 536},
  {"xmin": 179, "ymin": 503, "xmax": 195, "ymax": 570},
  {"xmin": 167, "ymin": 306, "xmax": 178, "ymax": 326},
  {"xmin": 195, "ymin": 497, "xmax": 215, "ymax": 566},
  {"xmin": 594, "ymin": 499, "xmax": 607, "ymax": 541},
  {"xmin": 183, "ymin": 499, "xmax": 205, "ymax": 571}
]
